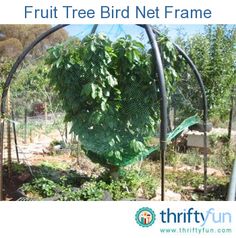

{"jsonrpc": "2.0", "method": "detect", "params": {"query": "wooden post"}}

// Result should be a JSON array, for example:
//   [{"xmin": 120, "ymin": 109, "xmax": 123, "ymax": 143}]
[
  {"xmin": 7, "ymin": 90, "xmax": 12, "ymax": 179},
  {"xmin": 44, "ymin": 102, "xmax": 48, "ymax": 127},
  {"xmin": 228, "ymin": 106, "xmax": 233, "ymax": 140},
  {"xmin": 65, "ymin": 122, "xmax": 68, "ymax": 143},
  {"xmin": 228, "ymin": 88, "xmax": 235, "ymax": 140},
  {"xmin": 12, "ymin": 109, "xmax": 19, "ymax": 163},
  {"xmin": 173, "ymin": 104, "xmax": 177, "ymax": 151},
  {"xmin": 76, "ymin": 136, "xmax": 79, "ymax": 164},
  {"xmin": 24, "ymin": 108, "xmax": 28, "ymax": 144},
  {"xmin": 0, "ymin": 120, "xmax": 5, "ymax": 200}
]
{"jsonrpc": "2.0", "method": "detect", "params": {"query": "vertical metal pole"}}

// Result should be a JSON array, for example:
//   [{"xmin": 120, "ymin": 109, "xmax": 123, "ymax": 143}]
[
  {"xmin": 227, "ymin": 159, "xmax": 236, "ymax": 201},
  {"xmin": 144, "ymin": 25, "xmax": 168, "ymax": 201}
]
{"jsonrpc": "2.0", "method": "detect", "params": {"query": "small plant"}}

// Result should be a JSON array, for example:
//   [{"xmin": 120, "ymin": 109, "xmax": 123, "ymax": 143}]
[
  {"xmin": 166, "ymin": 149, "xmax": 182, "ymax": 168},
  {"xmin": 209, "ymin": 133, "xmax": 230, "ymax": 147},
  {"xmin": 11, "ymin": 163, "xmax": 27, "ymax": 174},
  {"xmin": 208, "ymin": 134, "xmax": 219, "ymax": 147},
  {"xmin": 79, "ymin": 181, "xmax": 107, "ymax": 201},
  {"xmin": 181, "ymin": 150, "xmax": 202, "ymax": 167},
  {"xmin": 58, "ymin": 187, "xmax": 81, "ymax": 201},
  {"xmin": 107, "ymin": 169, "xmax": 157, "ymax": 200},
  {"xmin": 22, "ymin": 177, "xmax": 58, "ymax": 198}
]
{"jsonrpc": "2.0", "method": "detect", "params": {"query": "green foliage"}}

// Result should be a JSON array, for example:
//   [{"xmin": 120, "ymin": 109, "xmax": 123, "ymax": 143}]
[
  {"xmin": 166, "ymin": 169, "xmax": 228, "ymax": 200},
  {"xmin": 46, "ymin": 34, "xmax": 182, "ymax": 167},
  {"xmin": 188, "ymin": 25, "xmax": 236, "ymax": 120},
  {"xmin": 11, "ymin": 162, "xmax": 28, "ymax": 174},
  {"xmin": 207, "ymin": 132, "xmax": 236, "ymax": 173},
  {"xmin": 78, "ymin": 181, "xmax": 107, "ymax": 201},
  {"xmin": 21, "ymin": 165, "xmax": 157, "ymax": 201},
  {"xmin": 157, "ymin": 35, "xmax": 185, "ymax": 93},
  {"xmin": 167, "ymin": 169, "xmax": 228, "ymax": 189},
  {"xmin": 0, "ymin": 58, "xmax": 13, "ymax": 91},
  {"xmin": 22, "ymin": 177, "xmax": 58, "ymax": 198},
  {"xmin": 78, "ymin": 168, "xmax": 157, "ymax": 201},
  {"xmin": 11, "ymin": 59, "xmax": 61, "ymax": 116},
  {"xmin": 46, "ymin": 34, "xmax": 158, "ymax": 166},
  {"xmin": 208, "ymin": 133, "xmax": 230, "ymax": 147}
]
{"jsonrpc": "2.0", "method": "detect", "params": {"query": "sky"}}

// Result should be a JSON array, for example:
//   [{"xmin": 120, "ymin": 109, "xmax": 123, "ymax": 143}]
[{"xmin": 64, "ymin": 24, "xmax": 206, "ymax": 41}]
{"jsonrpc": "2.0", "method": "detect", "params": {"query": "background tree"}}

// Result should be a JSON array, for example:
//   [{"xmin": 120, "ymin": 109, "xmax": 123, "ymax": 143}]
[
  {"xmin": 187, "ymin": 25, "xmax": 236, "ymax": 120},
  {"xmin": 0, "ymin": 25, "xmax": 68, "ymax": 59}
]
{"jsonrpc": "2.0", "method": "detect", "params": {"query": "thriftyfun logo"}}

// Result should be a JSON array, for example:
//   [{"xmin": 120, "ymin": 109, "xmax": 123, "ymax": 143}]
[
  {"xmin": 135, "ymin": 207, "xmax": 156, "ymax": 227},
  {"xmin": 135, "ymin": 207, "xmax": 232, "ymax": 227}
]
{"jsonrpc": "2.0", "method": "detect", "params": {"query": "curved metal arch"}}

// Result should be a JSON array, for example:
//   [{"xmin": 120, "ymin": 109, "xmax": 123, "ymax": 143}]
[{"xmin": 0, "ymin": 24, "xmax": 168, "ymax": 201}]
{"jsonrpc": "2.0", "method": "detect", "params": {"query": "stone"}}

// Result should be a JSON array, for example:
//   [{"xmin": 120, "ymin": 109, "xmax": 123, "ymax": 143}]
[
  {"xmin": 151, "ymin": 188, "xmax": 181, "ymax": 201},
  {"xmin": 187, "ymin": 133, "xmax": 209, "ymax": 148},
  {"xmin": 18, "ymin": 172, "xmax": 31, "ymax": 182},
  {"xmin": 102, "ymin": 191, "xmax": 113, "ymax": 201}
]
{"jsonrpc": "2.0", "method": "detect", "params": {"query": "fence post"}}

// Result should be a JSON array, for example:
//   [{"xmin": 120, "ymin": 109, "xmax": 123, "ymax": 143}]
[
  {"xmin": 12, "ymin": 109, "xmax": 19, "ymax": 163},
  {"xmin": 24, "ymin": 108, "xmax": 28, "ymax": 144},
  {"xmin": 65, "ymin": 122, "xmax": 68, "ymax": 143},
  {"xmin": 0, "ymin": 120, "xmax": 5, "ymax": 200},
  {"xmin": 228, "ymin": 87, "xmax": 235, "ymax": 140},
  {"xmin": 44, "ymin": 102, "xmax": 48, "ymax": 128}
]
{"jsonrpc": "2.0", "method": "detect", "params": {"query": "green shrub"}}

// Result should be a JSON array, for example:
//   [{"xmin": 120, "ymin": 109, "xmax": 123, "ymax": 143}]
[
  {"xmin": 21, "ymin": 167, "xmax": 157, "ymax": 201},
  {"xmin": 22, "ymin": 177, "xmax": 58, "ymax": 198}
]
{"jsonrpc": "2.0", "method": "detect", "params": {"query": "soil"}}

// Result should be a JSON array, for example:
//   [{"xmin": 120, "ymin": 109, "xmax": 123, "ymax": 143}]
[{"xmin": 2, "ymin": 127, "xmax": 234, "ymax": 201}]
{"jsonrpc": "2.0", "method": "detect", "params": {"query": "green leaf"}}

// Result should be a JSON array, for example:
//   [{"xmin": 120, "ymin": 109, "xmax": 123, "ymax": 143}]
[
  {"xmin": 90, "ymin": 42, "xmax": 96, "ymax": 52},
  {"xmin": 97, "ymin": 87, "xmax": 103, "ymax": 98},
  {"xmin": 91, "ymin": 83, "xmax": 98, "ymax": 99},
  {"xmin": 114, "ymin": 151, "xmax": 122, "ymax": 160},
  {"xmin": 130, "ymin": 139, "xmax": 145, "ymax": 153},
  {"xmin": 81, "ymin": 83, "xmax": 92, "ymax": 96},
  {"xmin": 101, "ymin": 101, "xmax": 106, "ymax": 111},
  {"xmin": 107, "ymin": 75, "xmax": 118, "ymax": 87},
  {"xmin": 166, "ymin": 41, "xmax": 174, "ymax": 51}
]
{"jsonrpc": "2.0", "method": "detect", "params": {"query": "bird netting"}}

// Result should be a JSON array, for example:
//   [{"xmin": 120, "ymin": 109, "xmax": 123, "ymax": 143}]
[{"xmin": 44, "ymin": 25, "xmax": 203, "ymax": 167}]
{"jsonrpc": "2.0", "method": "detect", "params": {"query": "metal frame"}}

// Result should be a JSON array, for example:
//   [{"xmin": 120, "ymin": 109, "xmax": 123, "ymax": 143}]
[
  {"xmin": 227, "ymin": 159, "xmax": 236, "ymax": 201},
  {"xmin": 0, "ymin": 24, "xmax": 207, "ymax": 201}
]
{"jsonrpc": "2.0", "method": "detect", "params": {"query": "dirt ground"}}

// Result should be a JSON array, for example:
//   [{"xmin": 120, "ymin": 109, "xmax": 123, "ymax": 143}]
[{"xmin": 2, "ymin": 126, "xmax": 235, "ymax": 201}]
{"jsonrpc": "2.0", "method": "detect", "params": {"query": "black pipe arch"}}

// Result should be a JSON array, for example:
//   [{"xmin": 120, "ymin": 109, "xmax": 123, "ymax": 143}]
[{"xmin": 0, "ymin": 24, "xmax": 208, "ymax": 201}]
